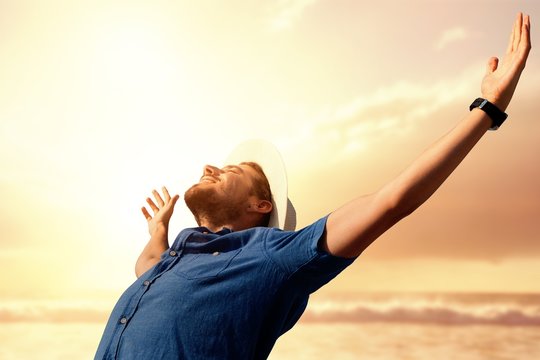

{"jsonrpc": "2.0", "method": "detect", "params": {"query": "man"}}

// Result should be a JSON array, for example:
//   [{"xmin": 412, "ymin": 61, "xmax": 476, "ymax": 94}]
[{"xmin": 95, "ymin": 13, "xmax": 531, "ymax": 359}]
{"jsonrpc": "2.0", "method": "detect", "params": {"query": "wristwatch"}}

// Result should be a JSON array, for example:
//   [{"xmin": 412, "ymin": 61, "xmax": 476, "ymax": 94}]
[{"xmin": 469, "ymin": 98, "xmax": 508, "ymax": 131}]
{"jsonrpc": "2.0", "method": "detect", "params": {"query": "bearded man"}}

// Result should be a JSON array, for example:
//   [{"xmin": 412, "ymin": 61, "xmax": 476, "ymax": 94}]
[{"xmin": 95, "ymin": 13, "xmax": 531, "ymax": 360}]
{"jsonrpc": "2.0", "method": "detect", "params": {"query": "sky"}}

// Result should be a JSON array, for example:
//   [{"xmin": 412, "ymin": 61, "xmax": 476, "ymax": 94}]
[{"xmin": 1, "ymin": 0, "xmax": 539, "ymax": 313}]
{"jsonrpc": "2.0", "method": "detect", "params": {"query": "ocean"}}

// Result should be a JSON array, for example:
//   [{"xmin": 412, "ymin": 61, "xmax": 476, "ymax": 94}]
[{"xmin": 1, "ymin": 292, "xmax": 539, "ymax": 359}]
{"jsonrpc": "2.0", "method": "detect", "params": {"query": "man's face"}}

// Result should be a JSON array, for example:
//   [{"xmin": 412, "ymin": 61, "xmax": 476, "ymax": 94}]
[
  {"xmin": 195, "ymin": 163, "xmax": 259, "ymax": 200},
  {"xmin": 184, "ymin": 163, "xmax": 261, "ymax": 226}
]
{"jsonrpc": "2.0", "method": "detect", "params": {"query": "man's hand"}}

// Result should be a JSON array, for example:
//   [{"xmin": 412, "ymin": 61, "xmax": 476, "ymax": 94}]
[
  {"xmin": 482, "ymin": 13, "xmax": 531, "ymax": 111},
  {"xmin": 141, "ymin": 187, "xmax": 180, "ymax": 236},
  {"xmin": 136, "ymin": 186, "xmax": 180, "ymax": 277}
]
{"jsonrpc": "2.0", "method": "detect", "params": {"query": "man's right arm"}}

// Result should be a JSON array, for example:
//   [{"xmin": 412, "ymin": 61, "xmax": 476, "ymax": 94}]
[
  {"xmin": 135, "ymin": 187, "xmax": 179, "ymax": 278},
  {"xmin": 135, "ymin": 223, "xmax": 169, "ymax": 277}
]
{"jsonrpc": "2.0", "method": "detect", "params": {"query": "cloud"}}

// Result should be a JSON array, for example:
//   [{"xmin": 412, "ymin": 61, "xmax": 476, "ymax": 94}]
[
  {"xmin": 267, "ymin": 0, "xmax": 319, "ymax": 32},
  {"xmin": 277, "ymin": 63, "xmax": 482, "ymax": 167},
  {"xmin": 434, "ymin": 26, "xmax": 470, "ymax": 51}
]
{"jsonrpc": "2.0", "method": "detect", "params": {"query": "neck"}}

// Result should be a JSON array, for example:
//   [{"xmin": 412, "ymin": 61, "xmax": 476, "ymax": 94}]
[
  {"xmin": 196, "ymin": 214, "xmax": 259, "ymax": 233},
  {"xmin": 197, "ymin": 217, "xmax": 235, "ymax": 233}
]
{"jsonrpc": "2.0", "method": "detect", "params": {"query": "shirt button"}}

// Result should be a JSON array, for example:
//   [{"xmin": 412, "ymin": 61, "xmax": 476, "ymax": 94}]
[
  {"xmin": 212, "ymin": 251, "xmax": 220, "ymax": 256},
  {"xmin": 143, "ymin": 280, "xmax": 150, "ymax": 286},
  {"xmin": 169, "ymin": 250, "xmax": 177, "ymax": 257},
  {"xmin": 203, "ymin": 231, "xmax": 209, "ymax": 234},
  {"xmin": 120, "ymin": 317, "xmax": 127, "ymax": 324}
]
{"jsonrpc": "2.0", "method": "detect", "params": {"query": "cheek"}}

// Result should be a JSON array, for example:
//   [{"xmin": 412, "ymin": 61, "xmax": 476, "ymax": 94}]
[{"xmin": 226, "ymin": 179, "xmax": 251, "ymax": 199}]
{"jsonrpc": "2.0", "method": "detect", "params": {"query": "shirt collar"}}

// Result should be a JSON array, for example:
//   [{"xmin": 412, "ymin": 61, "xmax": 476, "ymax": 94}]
[{"xmin": 194, "ymin": 226, "xmax": 233, "ymax": 235}]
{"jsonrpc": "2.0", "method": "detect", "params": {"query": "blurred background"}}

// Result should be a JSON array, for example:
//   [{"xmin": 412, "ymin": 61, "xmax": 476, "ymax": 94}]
[{"xmin": 1, "ymin": 0, "xmax": 539, "ymax": 358}]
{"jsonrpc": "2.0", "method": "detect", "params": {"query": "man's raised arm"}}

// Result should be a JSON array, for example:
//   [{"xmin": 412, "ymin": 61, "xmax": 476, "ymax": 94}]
[
  {"xmin": 135, "ymin": 187, "xmax": 179, "ymax": 278},
  {"xmin": 321, "ymin": 13, "xmax": 531, "ymax": 258}
]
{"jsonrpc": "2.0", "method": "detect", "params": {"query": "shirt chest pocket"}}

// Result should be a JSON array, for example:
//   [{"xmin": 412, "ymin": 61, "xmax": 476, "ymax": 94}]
[{"xmin": 173, "ymin": 249, "xmax": 242, "ymax": 280}]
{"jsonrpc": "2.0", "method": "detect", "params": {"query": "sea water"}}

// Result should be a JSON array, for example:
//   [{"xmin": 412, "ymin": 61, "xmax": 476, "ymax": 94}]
[{"xmin": 1, "ymin": 293, "xmax": 539, "ymax": 359}]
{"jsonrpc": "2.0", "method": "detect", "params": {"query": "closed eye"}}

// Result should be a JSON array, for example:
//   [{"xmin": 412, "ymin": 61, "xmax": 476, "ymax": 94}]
[{"xmin": 222, "ymin": 165, "xmax": 243, "ymax": 174}]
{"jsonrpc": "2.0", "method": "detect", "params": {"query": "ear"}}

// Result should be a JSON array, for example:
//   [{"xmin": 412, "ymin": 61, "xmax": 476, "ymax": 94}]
[{"xmin": 247, "ymin": 200, "xmax": 273, "ymax": 214}]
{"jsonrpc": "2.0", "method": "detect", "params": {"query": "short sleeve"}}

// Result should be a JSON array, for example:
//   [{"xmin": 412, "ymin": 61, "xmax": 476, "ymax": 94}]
[{"xmin": 263, "ymin": 215, "xmax": 356, "ymax": 294}]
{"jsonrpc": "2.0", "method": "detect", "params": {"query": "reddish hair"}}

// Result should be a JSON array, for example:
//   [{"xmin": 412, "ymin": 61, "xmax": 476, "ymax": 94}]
[{"xmin": 240, "ymin": 161, "xmax": 272, "ymax": 226}]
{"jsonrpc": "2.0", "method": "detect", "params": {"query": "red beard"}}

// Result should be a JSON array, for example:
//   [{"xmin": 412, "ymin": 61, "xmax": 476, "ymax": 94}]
[{"xmin": 184, "ymin": 183, "xmax": 244, "ymax": 227}]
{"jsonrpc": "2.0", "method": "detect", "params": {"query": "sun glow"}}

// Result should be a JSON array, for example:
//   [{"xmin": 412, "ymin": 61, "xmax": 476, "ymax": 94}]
[{"xmin": 1, "ymin": 2, "xmax": 539, "ymax": 358}]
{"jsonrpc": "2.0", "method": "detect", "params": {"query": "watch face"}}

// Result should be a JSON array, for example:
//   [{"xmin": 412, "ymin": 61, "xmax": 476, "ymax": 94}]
[
  {"xmin": 478, "ymin": 99, "xmax": 488, "ymax": 109},
  {"xmin": 469, "ymin": 98, "xmax": 484, "ymax": 111}
]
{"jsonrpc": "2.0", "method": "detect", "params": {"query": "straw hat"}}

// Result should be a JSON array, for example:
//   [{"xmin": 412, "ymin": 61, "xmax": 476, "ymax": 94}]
[{"xmin": 224, "ymin": 139, "xmax": 296, "ymax": 231}]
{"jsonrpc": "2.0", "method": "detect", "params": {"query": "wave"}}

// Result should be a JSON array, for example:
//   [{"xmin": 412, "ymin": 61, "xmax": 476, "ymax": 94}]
[
  {"xmin": 0, "ymin": 300, "xmax": 110, "ymax": 323},
  {"xmin": 302, "ymin": 293, "xmax": 540, "ymax": 326}
]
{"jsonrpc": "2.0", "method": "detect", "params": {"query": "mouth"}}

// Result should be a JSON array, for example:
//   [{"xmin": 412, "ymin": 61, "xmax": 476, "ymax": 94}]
[{"xmin": 200, "ymin": 176, "xmax": 219, "ymax": 184}]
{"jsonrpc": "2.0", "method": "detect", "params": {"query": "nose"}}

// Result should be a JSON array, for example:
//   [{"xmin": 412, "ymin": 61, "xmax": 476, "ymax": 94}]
[{"xmin": 203, "ymin": 165, "xmax": 222, "ymax": 176}]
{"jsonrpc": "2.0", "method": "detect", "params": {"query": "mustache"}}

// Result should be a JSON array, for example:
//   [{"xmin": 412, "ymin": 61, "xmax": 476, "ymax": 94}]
[{"xmin": 199, "ymin": 175, "xmax": 220, "ymax": 183}]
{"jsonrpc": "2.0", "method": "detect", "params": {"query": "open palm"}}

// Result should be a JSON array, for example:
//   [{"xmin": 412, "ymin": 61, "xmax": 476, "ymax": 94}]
[
  {"xmin": 141, "ymin": 187, "xmax": 180, "ymax": 236},
  {"xmin": 481, "ymin": 13, "xmax": 531, "ymax": 112}
]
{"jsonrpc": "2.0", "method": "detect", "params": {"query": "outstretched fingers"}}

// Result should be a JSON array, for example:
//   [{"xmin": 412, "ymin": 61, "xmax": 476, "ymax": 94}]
[
  {"xmin": 513, "ymin": 14, "xmax": 532, "ymax": 71},
  {"xmin": 162, "ymin": 186, "xmax": 180, "ymax": 207},
  {"xmin": 152, "ymin": 189, "xmax": 165, "ymax": 207},
  {"xmin": 146, "ymin": 197, "xmax": 159, "ymax": 214},
  {"xmin": 507, "ymin": 13, "xmax": 518, "ymax": 54},
  {"xmin": 141, "ymin": 187, "xmax": 179, "ymax": 224},
  {"xmin": 520, "ymin": 15, "xmax": 532, "ymax": 55},
  {"xmin": 503, "ymin": 13, "xmax": 531, "ymax": 72},
  {"xmin": 507, "ymin": 13, "xmax": 526, "ymax": 54},
  {"xmin": 162, "ymin": 186, "xmax": 171, "ymax": 202},
  {"xmin": 513, "ymin": 13, "xmax": 523, "ymax": 52},
  {"xmin": 141, "ymin": 206, "xmax": 152, "ymax": 221}
]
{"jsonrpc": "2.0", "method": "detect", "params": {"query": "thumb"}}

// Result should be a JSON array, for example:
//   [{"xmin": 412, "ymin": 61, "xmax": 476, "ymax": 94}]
[
  {"xmin": 171, "ymin": 194, "xmax": 180, "ymax": 206},
  {"xmin": 486, "ymin": 57, "xmax": 499, "ymax": 74}
]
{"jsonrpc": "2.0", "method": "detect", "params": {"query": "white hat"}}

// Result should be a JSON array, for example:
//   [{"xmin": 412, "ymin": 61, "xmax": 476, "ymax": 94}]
[{"xmin": 224, "ymin": 139, "xmax": 296, "ymax": 231}]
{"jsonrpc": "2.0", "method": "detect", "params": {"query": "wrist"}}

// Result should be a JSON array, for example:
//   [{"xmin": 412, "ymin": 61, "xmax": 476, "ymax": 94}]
[
  {"xmin": 150, "ymin": 221, "xmax": 169, "ymax": 236},
  {"xmin": 469, "ymin": 97, "xmax": 508, "ymax": 130},
  {"xmin": 487, "ymin": 100, "xmax": 504, "ymax": 112}
]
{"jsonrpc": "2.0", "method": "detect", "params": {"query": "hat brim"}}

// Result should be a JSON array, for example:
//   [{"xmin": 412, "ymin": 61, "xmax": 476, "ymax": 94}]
[{"xmin": 224, "ymin": 139, "xmax": 296, "ymax": 231}]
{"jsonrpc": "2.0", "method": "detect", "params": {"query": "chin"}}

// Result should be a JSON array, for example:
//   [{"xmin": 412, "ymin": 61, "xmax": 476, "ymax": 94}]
[
  {"xmin": 184, "ymin": 184, "xmax": 218, "ymax": 212},
  {"xmin": 184, "ymin": 185, "xmax": 244, "ymax": 227}
]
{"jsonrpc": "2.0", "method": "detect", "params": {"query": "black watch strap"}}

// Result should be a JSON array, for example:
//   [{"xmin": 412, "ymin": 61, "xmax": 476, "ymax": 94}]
[{"xmin": 469, "ymin": 98, "xmax": 508, "ymax": 131}]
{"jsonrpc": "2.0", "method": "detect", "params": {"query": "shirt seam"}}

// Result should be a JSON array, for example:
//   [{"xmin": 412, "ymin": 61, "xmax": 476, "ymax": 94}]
[
  {"xmin": 261, "ymin": 228, "xmax": 290, "ymax": 278},
  {"xmin": 286, "ymin": 222, "xmax": 321, "ymax": 281},
  {"xmin": 262, "ymin": 223, "xmax": 320, "ymax": 281}
]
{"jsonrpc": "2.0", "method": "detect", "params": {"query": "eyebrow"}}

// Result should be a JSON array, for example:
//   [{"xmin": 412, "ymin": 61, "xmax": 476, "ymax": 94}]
[{"xmin": 222, "ymin": 165, "xmax": 244, "ymax": 172}]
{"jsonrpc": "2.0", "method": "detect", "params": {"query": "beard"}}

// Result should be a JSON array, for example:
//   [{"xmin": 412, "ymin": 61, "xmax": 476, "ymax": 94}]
[{"xmin": 184, "ymin": 183, "xmax": 244, "ymax": 227}]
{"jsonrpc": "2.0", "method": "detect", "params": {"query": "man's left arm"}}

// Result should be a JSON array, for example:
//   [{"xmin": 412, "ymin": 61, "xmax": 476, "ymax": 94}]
[{"xmin": 320, "ymin": 13, "xmax": 531, "ymax": 258}]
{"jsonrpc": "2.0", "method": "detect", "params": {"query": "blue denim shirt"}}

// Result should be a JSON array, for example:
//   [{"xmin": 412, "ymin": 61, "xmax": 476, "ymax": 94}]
[{"xmin": 95, "ymin": 216, "xmax": 355, "ymax": 359}]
